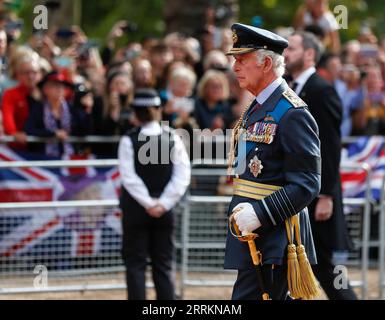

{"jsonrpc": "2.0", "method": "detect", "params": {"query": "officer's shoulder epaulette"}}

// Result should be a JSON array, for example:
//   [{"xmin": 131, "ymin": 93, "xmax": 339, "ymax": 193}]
[{"xmin": 282, "ymin": 88, "xmax": 307, "ymax": 108}]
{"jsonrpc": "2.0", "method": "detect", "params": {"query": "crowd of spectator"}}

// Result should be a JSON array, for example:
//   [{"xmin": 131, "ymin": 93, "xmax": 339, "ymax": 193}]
[{"xmin": 0, "ymin": 0, "xmax": 384, "ymax": 160}]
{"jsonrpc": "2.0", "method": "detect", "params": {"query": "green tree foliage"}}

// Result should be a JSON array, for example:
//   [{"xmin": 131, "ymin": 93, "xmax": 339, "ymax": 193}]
[
  {"xmin": 239, "ymin": 0, "xmax": 385, "ymax": 43},
  {"xmin": 16, "ymin": 0, "xmax": 385, "ymax": 45}
]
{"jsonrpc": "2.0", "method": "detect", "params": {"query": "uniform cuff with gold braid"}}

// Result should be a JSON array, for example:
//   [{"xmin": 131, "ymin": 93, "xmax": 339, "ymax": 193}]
[{"xmin": 233, "ymin": 178, "xmax": 297, "ymax": 227}]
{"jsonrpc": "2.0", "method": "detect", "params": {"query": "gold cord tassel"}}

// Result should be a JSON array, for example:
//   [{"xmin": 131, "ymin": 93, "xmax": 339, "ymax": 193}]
[
  {"xmin": 292, "ymin": 215, "xmax": 320, "ymax": 299},
  {"xmin": 285, "ymin": 219, "xmax": 303, "ymax": 299}
]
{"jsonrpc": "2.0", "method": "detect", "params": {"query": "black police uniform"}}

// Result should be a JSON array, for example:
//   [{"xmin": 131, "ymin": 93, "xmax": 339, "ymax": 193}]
[
  {"xmin": 118, "ymin": 90, "xmax": 190, "ymax": 300},
  {"xmin": 120, "ymin": 127, "xmax": 175, "ymax": 300},
  {"xmin": 225, "ymin": 24, "xmax": 321, "ymax": 300}
]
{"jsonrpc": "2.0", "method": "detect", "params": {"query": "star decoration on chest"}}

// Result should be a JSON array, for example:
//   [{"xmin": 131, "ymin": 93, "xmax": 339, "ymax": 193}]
[{"xmin": 248, "ymin": 155, "xmax": 263, "ymax": 177}]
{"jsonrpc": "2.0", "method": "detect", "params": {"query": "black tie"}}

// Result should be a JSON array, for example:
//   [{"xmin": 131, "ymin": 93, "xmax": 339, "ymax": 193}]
[
  {"xmin": 247, "ymin": 100, "xmax": 261, "ymax": 117},
  {"xmin": 291, "ymin": 81, "xmax": 298, "ymax": 93}
]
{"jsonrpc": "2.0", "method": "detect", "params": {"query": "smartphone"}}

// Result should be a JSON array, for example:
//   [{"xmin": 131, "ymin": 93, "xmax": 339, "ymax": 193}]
[
  {"xmin": 5, "ymin": 20, "xmax": 24, "ymax": 31},
  {"xmin": 213, "ymin": 28, "xmax": 222, "ymax": 49},
  {"xmin": 359, "ymin": 44, "xmax": 379, "ymax": 58},
  {"xmin": 369, "ymin": 92, "xmax": 385, "ymax": 105},
  {"xmin": 56, "ymin": 28, "xmax": 76, "ymax": 39},
  {"xmin": 53, "ymin": 56, "xmax": 74, "ymax": 68},
  {"xmin": 122, "ymin": 22, "xmax": 138, "ymax": 34},
  {"xmin": 77, "ymin": 40, "xmax": 99, "ymax": 55},
  {"xmin": 45, "ymin": 0, "xmax": 61, "ymax": 10},
  {"xmin": 173, "ymin": 97, "xmax": 194, "ymax": 113}
]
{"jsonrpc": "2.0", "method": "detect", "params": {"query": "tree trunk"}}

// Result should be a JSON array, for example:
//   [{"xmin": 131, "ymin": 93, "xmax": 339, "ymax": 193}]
[{"xmin": 163, "ymin": 0, "xmax": 239, "ymax": 36}]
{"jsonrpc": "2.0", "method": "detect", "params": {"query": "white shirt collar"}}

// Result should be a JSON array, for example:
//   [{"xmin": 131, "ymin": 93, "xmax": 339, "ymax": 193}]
[
  {"xmin": 293, "ymin": 66, "xmax": 316, "ymax": 94},
  {"xmin": 140, "ymin": 121, "xmax": 162, "ymax": 135},
  {"xmin": 255, "ymin": 77, "xmax": 284, "ymax": 105}
]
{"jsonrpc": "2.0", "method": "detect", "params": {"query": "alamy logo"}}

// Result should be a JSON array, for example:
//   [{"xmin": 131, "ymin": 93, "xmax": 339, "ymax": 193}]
[
  {"xmin": 33, "ymin": 264, "xmax": 48, "ymax": 289},
  {"xmin": 334, "ymin": 5, "xmax": 348, "ymax": 30},
  {"xmin": 33, "ymin": 5, "xmax": 48, "ymax": 30},
  {"xmin": 333, "ymin": 265, "xmax": 349, "ymax": 290}
]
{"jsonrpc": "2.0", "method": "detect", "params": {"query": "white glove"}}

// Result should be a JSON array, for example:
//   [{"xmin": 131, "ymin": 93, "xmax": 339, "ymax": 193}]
[{"xmin": 233, "ymin": 202, "xmax": 261, "ymax": 234}]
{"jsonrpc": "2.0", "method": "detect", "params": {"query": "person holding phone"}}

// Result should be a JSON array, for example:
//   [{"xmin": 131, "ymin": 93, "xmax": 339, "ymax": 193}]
[{"xmin": 25, "ymin": 71, "xmax": 94, "ymax": 157}]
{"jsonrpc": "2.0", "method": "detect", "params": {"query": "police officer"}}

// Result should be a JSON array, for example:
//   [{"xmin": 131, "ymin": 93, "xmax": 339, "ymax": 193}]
[
  {"xmin": 224, "ymin": 23, "xmax": 321, "ymax": 300},
  {"xmin": 118, "ymin": 88, "xmax": 191, "ymax": 300}
]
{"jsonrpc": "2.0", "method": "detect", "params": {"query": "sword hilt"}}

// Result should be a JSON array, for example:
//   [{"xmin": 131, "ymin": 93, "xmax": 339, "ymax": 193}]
[
  {"xmin": 229, "ymin": 210, "xmax": 261, "ymax": 265},
  {"xmin": 229, "ymin": 209, "xmax": 270, "ymax": 300}
]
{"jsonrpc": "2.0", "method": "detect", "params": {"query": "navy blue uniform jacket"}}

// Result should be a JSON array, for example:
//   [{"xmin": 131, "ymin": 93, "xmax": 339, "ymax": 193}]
[{"xmin": 224, "ymin": 80, "xmax": 321, "ymax": 269}]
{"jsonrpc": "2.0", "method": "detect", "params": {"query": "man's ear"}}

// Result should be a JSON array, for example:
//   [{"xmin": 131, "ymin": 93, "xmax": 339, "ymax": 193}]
[
  {"xmin": 263, "ymin": 56, "xmax": 274, "ymax": 73},
  {"xmin": 304, "ymin": 48, "xmax": 316, "ymax": 64}
]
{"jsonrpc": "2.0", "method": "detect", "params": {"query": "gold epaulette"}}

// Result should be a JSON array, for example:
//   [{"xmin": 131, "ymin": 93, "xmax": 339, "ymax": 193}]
[{"xmin": 282, "ymin": 88, "xmax": 307, "ymax": 108}]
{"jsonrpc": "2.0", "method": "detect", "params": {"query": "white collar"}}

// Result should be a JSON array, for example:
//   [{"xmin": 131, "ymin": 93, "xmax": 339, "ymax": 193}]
[
  {"xmin": 255, "ymin": 77, "xmax": 284, "ymax": 105},
  {"xmin": 140, "ymin": 121, "xmax": 162, "ymax": 135},
  {"xmin": 293, "ymin": 66, "xmax": 316, "ymax": 94}
]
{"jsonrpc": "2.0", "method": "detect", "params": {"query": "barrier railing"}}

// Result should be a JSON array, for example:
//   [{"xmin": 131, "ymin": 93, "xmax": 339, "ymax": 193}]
[
  {"xmin": 0, "ymin": 134, "xmax": 367, "ymax": 145},
  {"xmin": 0, "ymin": 158, "xmax": 186, "ymax": 295},
  {"xmin": 0, "ymin": 135, "xmax": 121, "ymax": 143},
  {"xmin": 178, "ymin": 160, "xmax": 374, "ymax": 299},
  {"xmin": 340, "ymin": 162, "xmax": 372, "ymax": 300},
  {"xmin": 0, "ymin": 157, "xmax": 376, "ymax": 299},
  {"xmin": 378, "ymin": 174, "xmax": 385, "ymax": 299},
  {"xmin": 0, "ymin": 159, "xmax": 123, "ymax": 294}
]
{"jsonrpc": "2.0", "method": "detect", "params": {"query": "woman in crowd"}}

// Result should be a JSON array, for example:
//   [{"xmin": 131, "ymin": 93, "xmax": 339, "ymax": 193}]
[
  {"xmin": 102, "ymin": 70, "xmax": 136, "ymax": 136},
  {"xmin": 162, "ymin": 65, "xmax": 197, "ymax": 132},
  {"xmin": 25, "ymin": 71, "xmax": 94, "ymax": 157},
  {"xmin": 353, "ymin": 65, "xmax": 385, "ymax": 135},
  {"xmin": 194, "ymin": 69, "xmax": 232, "ymax": 131},
  {"xmin": 294, "ymin": 0, "xmax": 341, "ymax": 53},
  {"xmin": 1, "ymin": 48, "xmax": 43, "ymax": 149}
]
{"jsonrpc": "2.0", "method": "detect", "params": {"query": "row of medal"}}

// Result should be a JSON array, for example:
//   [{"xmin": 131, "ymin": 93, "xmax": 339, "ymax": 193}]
[{"xmin": 242, "ymin": 121, "xmax": 278, "ymax": 145}]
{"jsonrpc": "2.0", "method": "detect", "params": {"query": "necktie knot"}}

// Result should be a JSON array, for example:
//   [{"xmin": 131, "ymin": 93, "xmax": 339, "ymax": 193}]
[
  {"xmin": 291, "ymin": 81, "xmax": 298, "ymax": 92},
  {"xmin": 248, "ymin": 100, "xmax": 261, "ymax": 117}
]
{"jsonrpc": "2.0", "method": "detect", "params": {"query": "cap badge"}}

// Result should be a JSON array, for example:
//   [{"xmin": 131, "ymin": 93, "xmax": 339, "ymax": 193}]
[{"xmin": 232, "ymin": 29, "xmax": 238, "ymax": 44}]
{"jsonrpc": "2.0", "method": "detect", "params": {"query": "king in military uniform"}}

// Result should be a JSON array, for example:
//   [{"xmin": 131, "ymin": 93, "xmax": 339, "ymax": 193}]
[{"xmin": 225, "ymin": 23, "xmax": 321, "ymax": 300}]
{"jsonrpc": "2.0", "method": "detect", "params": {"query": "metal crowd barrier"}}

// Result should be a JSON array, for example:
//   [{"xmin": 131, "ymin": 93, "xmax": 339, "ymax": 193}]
[
  {"xmin": 340, "ymin": 162, "xmax": 372, "ymax": 300},
  {"xmin": 0, "ymin": 135, "xmax": 121, "ymax": 143},
  {"xmin": 0, "ymin": 134, "xmax": 366, "ymax": 144},
  {"xmin": 0, "ymin": 156, "xmax": 376, "ymax": 299},
  {"xmin": 0, "ymin": 200, "xmax": 124, "ymax": 294},
  {"xmin": 378, "ymin": 174, "xmax": 385, "ymax": 299},
  {"xmin": 178, "ymin": 160, "xmax": 236, "ymax": 299},
  {"xmin": 178, "ymin": 160, "xmax": 374, "ymax": 300},
  {"xmin": 0, "ymin": 158, "xmax": 186, "ymax": 296},
  {"xmin": 0, "ymin": 159, "xmax": 123, "ymax": 294}
]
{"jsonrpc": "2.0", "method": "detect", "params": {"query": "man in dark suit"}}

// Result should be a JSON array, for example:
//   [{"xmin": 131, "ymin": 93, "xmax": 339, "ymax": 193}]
[
  {"xmin": 284, "ymin": 31, "xmax": 357, "ymax": 300},
  {"xmin": 224, "ymin": 23, "xmax": 321, "ymax": 300}
]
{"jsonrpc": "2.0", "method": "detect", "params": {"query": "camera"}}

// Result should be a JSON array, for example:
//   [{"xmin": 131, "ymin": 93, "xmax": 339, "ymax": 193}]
[
  {"xmin": 56, "ymin": 28, "xmax": 76, "ymax": 39},
  {"xmin": 5, "ymin": 19, "xmax": 24, "ymax": 32},
  {"xmin": 214, "ymin": 5, "xmax": 234, "ymax": 24},
  {"xmin": 122, "ymin": 21, "xmax": 138, "ymax": 34},
  {"xmin": 45, "ymin": 0, "xmax": 61, "ymax": 10}
]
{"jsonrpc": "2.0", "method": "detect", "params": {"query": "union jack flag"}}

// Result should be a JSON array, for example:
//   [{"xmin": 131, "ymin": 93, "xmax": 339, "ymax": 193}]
[
  {"xmin": 340, "ymin": 136, "xmax": 385, "ymax": 201},
  {"xmin": 0, "ymin": 146, "xmax": 122, "ymax": 270}
]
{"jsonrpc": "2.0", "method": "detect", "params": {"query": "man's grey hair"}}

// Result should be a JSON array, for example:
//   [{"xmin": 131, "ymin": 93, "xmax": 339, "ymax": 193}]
[
  {"xmin": 294, "ymin": 31, "xmax": 325, "ymax": 64},
  {"xmin": 256, "ymin": 49, "xmax": 286, "ymax": 78}
]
